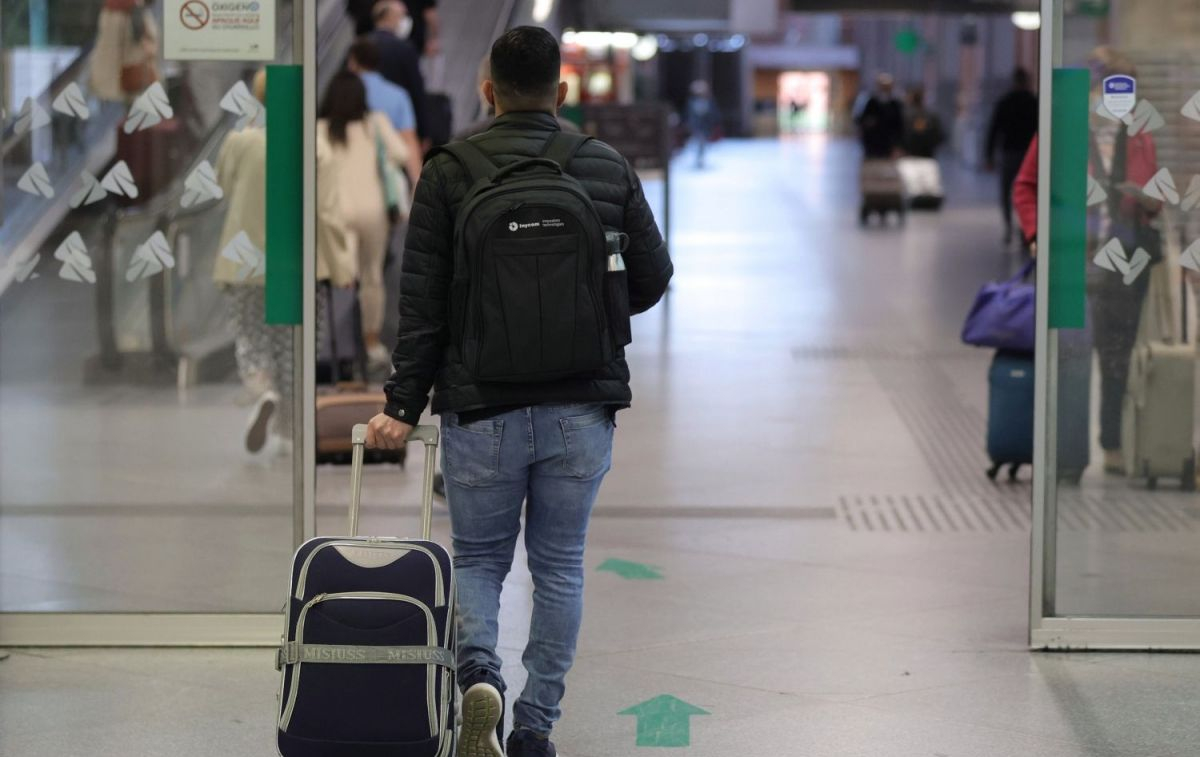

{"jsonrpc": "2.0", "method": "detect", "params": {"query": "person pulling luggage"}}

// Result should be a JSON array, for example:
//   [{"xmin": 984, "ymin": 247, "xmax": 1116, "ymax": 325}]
[{"xmin": 366, "ymin": 26, "xmax": 673, "ymax": 757}]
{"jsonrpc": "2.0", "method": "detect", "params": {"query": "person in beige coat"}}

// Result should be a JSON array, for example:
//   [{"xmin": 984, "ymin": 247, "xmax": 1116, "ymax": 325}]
[
  {"xmin": 212, "ymin": 70, "xmax": 281, "ymax": 453},
  {"xmin": 213, "ymin": 70, "xmax": 345, "ymax": 455},
  {"xmin": 90, "ymin": 0, "xmax": 160, "ymax": 103},
  {"xmin": 317, "ymin": 70, "xmax": 409, "ymax": 371}
]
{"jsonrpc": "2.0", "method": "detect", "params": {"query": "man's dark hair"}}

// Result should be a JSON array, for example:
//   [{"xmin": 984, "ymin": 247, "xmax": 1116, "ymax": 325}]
[
  {"xmin": 490, "ymin": 26, "xmax": 561, "ymax": 110},
  {"xmin": 349, "ymin": 37, "xmax": 381, "ymax": 72},
  {"xmin": 1014, "ymin": 67, "xmax": 1031, "ymax": 88}
]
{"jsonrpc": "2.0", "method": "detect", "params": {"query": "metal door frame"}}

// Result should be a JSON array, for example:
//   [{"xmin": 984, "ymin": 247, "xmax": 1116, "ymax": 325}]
[
  {"xmin": 1029, "ymin": 0, "xmax": 1200, "ymax": 650},
  {"xmin": 0, "ymin": 1, "xmax": 317, "ymax": 648}
]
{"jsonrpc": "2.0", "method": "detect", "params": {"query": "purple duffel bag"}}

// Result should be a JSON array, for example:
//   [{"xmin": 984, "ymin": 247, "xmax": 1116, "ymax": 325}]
[{"xmin": 962, "ymin": 260, "xmax": 1036, "ymax": 353}]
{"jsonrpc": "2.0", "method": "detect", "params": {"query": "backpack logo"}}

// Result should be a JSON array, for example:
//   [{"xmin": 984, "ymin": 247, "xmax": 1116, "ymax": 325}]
[{"xmin": 508, "ymin": 221, "xmax": 520, "ymax": 232}]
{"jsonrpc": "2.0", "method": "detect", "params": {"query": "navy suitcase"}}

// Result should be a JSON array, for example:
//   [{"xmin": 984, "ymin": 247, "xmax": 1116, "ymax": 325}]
[
  {"xmin": 987, "ymin": 351, "xmax": 1035, "ymax": 480},
  {"xmin": 277, "ymin": 425, "xmax": 456, "ymax": 757}
]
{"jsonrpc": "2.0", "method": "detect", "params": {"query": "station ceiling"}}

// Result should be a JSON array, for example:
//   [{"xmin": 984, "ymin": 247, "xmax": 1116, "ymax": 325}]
[
  {"xmin": 567, "ymin": 0, "xmax": 1038, "ymax": 32},
  {"xmin": 790, "ymin": 0, "xmax": 1034, "ymax": 10}
]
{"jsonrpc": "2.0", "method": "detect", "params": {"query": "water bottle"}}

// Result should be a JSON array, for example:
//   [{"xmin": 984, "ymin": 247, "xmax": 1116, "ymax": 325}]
[{"xmin": 606, "ymin": 231, "xmax": 629, "ymax": 272}]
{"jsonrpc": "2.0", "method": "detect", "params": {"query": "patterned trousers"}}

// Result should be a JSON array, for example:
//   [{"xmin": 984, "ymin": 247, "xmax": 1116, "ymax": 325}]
[{"xmin": 225, "ymin": 285, "xmax": 297, "ymax": 437}]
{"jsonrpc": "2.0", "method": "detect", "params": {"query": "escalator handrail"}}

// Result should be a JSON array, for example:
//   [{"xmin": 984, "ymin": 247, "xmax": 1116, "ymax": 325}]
[
  {"xmin": 2, "ymin": 0, "xmax": 344, "ymax": 155},
  {"xmin": 110, "ymin": 0, "xmax": 352, "ymax": 225},
  {"xmin": 0, "ymin": 42, "xmax": 97, "ymax": 155},
  {"xmin": 95, "ymin": 0, "xmax": 354, "ymax": 361}
]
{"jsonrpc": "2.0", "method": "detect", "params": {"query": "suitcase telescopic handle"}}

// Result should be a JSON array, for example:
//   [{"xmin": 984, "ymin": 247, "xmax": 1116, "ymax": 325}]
[{"xmin": 349, "ymin": 424, "xmax": 440, "ymax": 540}]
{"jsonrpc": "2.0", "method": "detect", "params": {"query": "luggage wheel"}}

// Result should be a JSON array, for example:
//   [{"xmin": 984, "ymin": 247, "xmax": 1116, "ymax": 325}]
[
  {"xmin": 1183, "ymin": 457, "xmax": 1197, "ymax": 492},
  {"xmin": 986, "ymin": 464, "xmax": 1001, "ymax": 481},
  {"xmin": 1008, "ymin": 463, "xmax": 1022, "ymax": 482}
]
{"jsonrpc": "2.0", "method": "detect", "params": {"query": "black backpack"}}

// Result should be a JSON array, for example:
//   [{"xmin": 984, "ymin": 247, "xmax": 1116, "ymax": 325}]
[{"xmin": 440, "ymin": 132, "xmax": 628, "ymax": 382}]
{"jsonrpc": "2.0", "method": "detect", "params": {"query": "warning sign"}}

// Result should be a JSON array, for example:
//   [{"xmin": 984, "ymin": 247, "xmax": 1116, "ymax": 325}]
[
  {"xmin": 164, "ymin": 0, "xmax": 275, "ymax": 61},
  {"xmin": 180, "ymin": 1, "xmax": 211, "ymax": 30}
]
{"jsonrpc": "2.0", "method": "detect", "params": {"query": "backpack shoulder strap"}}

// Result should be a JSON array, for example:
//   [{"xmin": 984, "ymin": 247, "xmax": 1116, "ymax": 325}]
[
  {"xmin": 438, "ymin": 140, "xmax": 498, "ymax": 184},
  {"xmin": 541, "ymin": 131, "xmax": 593, "ymax": 170}
]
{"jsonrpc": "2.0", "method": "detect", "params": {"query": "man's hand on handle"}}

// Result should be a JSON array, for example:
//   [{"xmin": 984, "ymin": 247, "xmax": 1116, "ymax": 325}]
[{"xmin": 367, "ymin": 413, "xmax": 413, "ymax": 450}]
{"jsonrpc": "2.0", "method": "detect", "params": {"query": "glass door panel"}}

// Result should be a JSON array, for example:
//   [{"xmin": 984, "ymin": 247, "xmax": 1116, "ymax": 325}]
[
  {"xmin": 1035, "ymin": 0, "xmax": 1200, "ymax": 644},
  {"xmin": 0, "ymin": 1, "xmax": 305, "ymax": 625}
]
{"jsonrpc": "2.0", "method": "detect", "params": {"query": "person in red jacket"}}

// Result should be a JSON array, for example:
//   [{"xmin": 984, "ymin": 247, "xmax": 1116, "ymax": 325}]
[
  {"xmin": 1011, "ymin": 135, "xmax": 1039, "ymax": 248},
  {"xmin": 1011, "ymin": 47, "xmax": 1162, "ymax": 474}
]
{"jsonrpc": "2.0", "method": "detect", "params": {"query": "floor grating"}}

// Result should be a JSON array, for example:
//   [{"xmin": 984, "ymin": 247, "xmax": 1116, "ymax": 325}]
[
  {"xmin": 831, "ymin": 353, "xmax": 1200, "ymax": 534},
  {"xmin": 840, "ymin": 488, "xmax": 1200, "ymax": 534}
]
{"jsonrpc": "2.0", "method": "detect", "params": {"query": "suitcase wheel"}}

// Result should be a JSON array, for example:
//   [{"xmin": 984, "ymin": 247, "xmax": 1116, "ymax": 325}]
[
  {"xmin": 1182, "ymin": 457, "xmax": 1196, "ymax": 492},
  {"xmin": 1008, "ymin": 463, "xmax": 1022, "ymax": 482},
  {"xmin": 987, "ymin": 463, "xmax": 1002, "ymax": 481}
]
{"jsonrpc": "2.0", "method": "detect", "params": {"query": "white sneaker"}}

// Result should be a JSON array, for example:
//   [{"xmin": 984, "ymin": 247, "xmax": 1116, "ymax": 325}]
[
  {"xmin": 459, "ymin": 682, "xmax": 504, "ymax": 757},
  {"xmin": 245, "ymin": 391, "xmax": 279, "ymax": 454}
]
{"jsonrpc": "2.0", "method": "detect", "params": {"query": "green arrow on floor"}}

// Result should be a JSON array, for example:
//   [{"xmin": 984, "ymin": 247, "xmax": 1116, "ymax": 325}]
[
  {"xmin": 597, "ymin": 558, "xmax": 664, "ymax": 580},
  {"xmin": 619, "ymin": 694, "xmax": 709, "ymax": 747}
]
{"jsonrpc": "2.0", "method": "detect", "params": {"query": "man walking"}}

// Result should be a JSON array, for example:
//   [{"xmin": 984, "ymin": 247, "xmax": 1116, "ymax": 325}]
[
  {"xmin": 686, "ymin": 80, "xmax": 718, "ymax": 169},
  {"xmin": 369, "ymin": 0, "xmax": 429, "ymax": 145},
  {"xmin": 985, "ymin": 68, "xmax": 1038, "ymax": 244},
  {"xmin": 347, "ymin": 36, "xmax": 423, "ymax": 184},
  {"xmin": 367, "ymin": 25, "xmax": 673, "ymax": 757},
  {"xmin": 854, "ymin": 73, "xmax": 905, "ymax": 159}
]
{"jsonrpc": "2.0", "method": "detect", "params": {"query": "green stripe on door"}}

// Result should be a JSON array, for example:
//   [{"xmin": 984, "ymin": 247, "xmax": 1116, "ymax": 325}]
[
  {"xmin": 1048, "ymin": 68, "xmax": 1090, "ymax": 330},
  {"xmin": 265, "ymin": 65, "xmax": 303, "ymax": 326}
]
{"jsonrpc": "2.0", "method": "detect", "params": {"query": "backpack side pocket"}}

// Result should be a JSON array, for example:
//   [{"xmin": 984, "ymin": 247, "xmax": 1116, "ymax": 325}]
[{"xmin": 604, "ymin": 269, "xmax": 632, "ymax": 348}]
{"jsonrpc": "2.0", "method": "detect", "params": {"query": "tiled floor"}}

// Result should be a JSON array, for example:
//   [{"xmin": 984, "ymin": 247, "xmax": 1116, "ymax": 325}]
[{"xmin": 4, "ymin": 138, "xmax": 1200, "ymax": 755}]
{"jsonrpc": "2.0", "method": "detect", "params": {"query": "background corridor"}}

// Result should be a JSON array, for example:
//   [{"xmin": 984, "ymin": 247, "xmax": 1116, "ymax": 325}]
[{"xmin": 4, "ymin": 139, "xmax": 1200, "ymax": 756}]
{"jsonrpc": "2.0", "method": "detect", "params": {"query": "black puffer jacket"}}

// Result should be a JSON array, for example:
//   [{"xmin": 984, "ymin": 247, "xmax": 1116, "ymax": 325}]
[{"xmin": 383, "ymin": 111, "xmax": 673, "ymax": 423}]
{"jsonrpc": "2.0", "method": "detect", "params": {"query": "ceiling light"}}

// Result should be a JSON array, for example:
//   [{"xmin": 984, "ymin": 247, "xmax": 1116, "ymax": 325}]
[
  {"xmin": 532, "ymin": 0, "xmax": 554, "ymax": 23},
  {"xmin": 611, "ymin": 32, "xmax": 640, "ymax": 49},
  {"xmin": 562, "ymin": 30, "xmax": 639, "ymax": 51},
  {"xmin": 631, "ymin": 35, "xmax": 659, "ymax": 62},
  {"xmin": 1011, "ymin": 11, "xmax": 1041, "ymax": 30}
]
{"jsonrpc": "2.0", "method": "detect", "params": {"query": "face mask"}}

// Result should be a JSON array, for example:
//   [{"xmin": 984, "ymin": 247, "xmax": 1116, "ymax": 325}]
[{"xmin": 393, "ymin": 15, "xmax": 413, "ymax": 40}]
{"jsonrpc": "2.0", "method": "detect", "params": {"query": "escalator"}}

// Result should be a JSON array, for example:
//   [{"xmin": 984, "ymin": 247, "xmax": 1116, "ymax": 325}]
[
  {"xmin": 0, "ymin": 0, "xmax": 518, "ymax": 389},
  {"xmin": 0, "ymin": 0, "xmax": 353, "ymax": 386}
]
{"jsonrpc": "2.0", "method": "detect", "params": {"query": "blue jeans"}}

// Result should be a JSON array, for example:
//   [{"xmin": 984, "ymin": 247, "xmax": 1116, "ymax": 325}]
[{"xmin": 441, "ymin": 404, "xmax": 614, "ymax": 736}]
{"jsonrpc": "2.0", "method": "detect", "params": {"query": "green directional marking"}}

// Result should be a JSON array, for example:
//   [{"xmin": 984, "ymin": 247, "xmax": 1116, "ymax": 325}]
[
  {"xmin": 619, "ymin": 694, "xmax": 709, "ymax": 747},
  {"xmin": 597, "ymin": 558, "xmax": 664, "ymax": 580}
]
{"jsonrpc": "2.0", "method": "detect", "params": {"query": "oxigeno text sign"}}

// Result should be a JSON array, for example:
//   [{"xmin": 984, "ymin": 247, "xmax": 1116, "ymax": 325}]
[{"xmin": 164, "ymin": 0, "xmax": 277, "ymax": 61}]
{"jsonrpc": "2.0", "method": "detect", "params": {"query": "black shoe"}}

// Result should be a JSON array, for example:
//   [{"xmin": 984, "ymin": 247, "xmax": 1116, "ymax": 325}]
[
  {"xmin": 506, "ymin": 729, "xmax": 557, "ymax": 757},
  {"xmin": 459, "ymin": 676, "xmax": 505, "ymax": 757}
]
